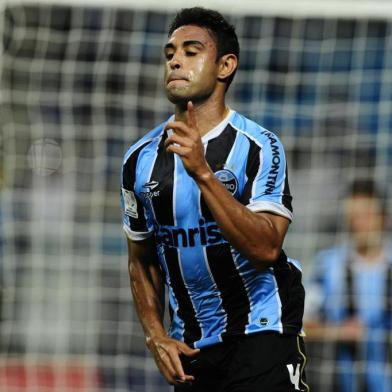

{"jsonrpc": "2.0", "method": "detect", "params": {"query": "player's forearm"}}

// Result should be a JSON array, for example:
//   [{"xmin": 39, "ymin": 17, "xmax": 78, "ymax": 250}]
[
  {"xmin": 129, "ymin": 261, "xmax": 167, "ymax": 340},
  {"xmin": 195, "ymin": 169, "xmax": 283, "ymax": 267}
]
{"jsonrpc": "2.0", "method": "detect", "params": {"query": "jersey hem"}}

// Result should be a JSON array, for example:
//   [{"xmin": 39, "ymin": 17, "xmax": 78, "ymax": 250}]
[{"xmin": 189, "ymin": 326, "xmax": 302, "ymax": 349}]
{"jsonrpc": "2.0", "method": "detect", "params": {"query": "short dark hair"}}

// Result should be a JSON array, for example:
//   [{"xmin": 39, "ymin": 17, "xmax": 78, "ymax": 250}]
[
  {"xmin": 347, "ymin": 178, "xmax": 388, "ymax": 215},
  {"xmin": 168, "ymin": 7, "xmax": 240, "ymax": 88}
]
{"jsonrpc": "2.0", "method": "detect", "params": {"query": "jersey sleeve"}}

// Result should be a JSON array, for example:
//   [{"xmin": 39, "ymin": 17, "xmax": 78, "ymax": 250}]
[
  {"xmin": 121, "ymin": 145, "xmax": 154, "ymax": 241},
  {"xmin": 240, "ymin": 130, "xmax": 293, "ymax": 221}
]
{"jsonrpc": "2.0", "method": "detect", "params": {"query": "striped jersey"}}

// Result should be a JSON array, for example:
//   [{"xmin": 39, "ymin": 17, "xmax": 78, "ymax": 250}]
[
  {"xmin": 308, "ymin": 244, "xmax": 392, "ymax": 392},
  {"xmin": 121, "ymin": 110, "xmax": 305, "ymax": 349}
]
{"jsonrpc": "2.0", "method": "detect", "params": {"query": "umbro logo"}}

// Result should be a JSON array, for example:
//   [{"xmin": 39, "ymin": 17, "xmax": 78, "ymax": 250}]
[{"xmin": 141, "ymin": 180, "xmax": 160, "ymax": 199}]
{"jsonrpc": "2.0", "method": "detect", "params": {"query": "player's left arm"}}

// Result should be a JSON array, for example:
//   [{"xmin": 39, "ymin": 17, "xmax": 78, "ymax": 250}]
[
  {"xmin": 165, "ymin": 101, "xmax": 289, "ymax": 269},
  {"xmin": 195, "ymin": 179, "xmax": 289, "ymax": 269}
]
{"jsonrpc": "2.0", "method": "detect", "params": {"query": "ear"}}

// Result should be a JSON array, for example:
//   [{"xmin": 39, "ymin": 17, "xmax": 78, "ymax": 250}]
[{"xmin": 217, "ymin": 54, "xmax": 238, "ymax": 82}]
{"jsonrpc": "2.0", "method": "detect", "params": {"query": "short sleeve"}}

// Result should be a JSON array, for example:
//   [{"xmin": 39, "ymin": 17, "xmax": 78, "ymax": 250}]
[
  {"xmin": 121, "ymin": 145, "xmax": 154, "ymax": 241},
  {"xmin": 120, "ymin": 189, "xmax": 153, "ymax": 241},
  {"xmin": 240, "ymin": 130, "xmax": 293, "ymax": 221}
]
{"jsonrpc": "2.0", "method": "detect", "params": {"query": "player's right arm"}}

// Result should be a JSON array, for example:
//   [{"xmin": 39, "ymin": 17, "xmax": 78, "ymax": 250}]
[{"xmin": 127, "ymin": 237, "xmax": 199, "ymax": 385}]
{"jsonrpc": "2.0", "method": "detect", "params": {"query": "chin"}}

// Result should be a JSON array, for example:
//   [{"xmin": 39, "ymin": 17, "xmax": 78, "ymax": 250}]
[{"xmin": 166, "ymin": 91, "xmax": 191, "ymax": 105}]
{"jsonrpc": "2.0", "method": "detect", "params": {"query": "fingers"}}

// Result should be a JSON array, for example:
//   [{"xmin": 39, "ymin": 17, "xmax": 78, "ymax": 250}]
[
  {"xmin": 186, "ymin": 100, "xmax": 196, "ymax": 129},
  {"xmin": 163, "ymin": 102, "xmax": 206, "ymax": 176},
  {"xmin": 166, "ymin": 144, "xmax": 190, "ymax": 157},
  {"xmin": 167, "ymin": 343, "xmax": 199, "ymax": 380},
  {"xmin": 165, "ymin": 121, "xmax": 190, "ymax": 137},
  {"xmin": 169, "ymin": 349, "xmax": 187, "ymax": 381},
  {"xmin": 164, "ymin": 130, "xmax": 195, "ymax": 156},
  {"xmin": 164, "ymin": 101, "xmax": 197, "ymax": 136},
  {"xmin": 155, "ymin": 350, "xmax": 179, "ymax": 382},
  {"xmin": 178, "ymin": 342, "xmax": 200, "ymax": 357},
  {"xmin": 164, "ymin": 133, "xmax": 192, "ymax": 149},
  {"xmin": 150, "ymin": 338, "xmax": 196, "ymax": 385}
]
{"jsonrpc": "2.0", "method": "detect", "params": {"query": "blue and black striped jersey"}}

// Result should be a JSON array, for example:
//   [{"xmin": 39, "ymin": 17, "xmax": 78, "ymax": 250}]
[{"xmin": 121, "ymin": 110, "xmax": 305, "ymax": 349}]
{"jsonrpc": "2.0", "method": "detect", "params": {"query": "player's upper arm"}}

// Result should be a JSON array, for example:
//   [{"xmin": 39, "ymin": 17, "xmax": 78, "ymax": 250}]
[
  {"xmin": 257, "ymin": 211, "xmax": 290, "ymax": 242},
  {"xmin": 253, "ymin": 211, "xmax": 290, "ymax": 263},
  {"xmin": 127, "ymin": 236, "xmax": 159, "ymax": 268}
]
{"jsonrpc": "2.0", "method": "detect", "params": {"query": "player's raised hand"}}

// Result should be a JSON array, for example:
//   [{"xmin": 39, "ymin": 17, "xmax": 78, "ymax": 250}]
[
  {"xmin": 186, "ymin": 100, "xmax": 197, "ymax": 130},
  {"xmin": 164, "ymin": 101, "xmax": 211, "ymax": 179},
  {"xmin": 146, "ymin": 335, "xmax": 200, "ymax": 386}
]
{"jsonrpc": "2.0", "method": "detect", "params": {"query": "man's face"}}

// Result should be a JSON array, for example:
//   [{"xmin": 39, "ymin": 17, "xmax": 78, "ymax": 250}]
[
  {"xmin": 345, "ymin": 195, "xmax": 385, "ymax": 247},
  {"xmin": 164, "ymin": 25, "xmax": 220, "ymax": 104}
]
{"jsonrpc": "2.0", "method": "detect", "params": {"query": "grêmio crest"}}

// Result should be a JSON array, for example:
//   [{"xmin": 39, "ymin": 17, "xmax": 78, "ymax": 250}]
[{"xmin": 214, "ymin": 169, "xmax": 238, "ymax": 196}]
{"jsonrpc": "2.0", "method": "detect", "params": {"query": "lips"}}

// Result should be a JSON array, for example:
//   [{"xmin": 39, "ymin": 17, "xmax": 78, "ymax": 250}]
[{"xmin": 167, "ymin": 75, "xmax": 188, "ymax": 84}]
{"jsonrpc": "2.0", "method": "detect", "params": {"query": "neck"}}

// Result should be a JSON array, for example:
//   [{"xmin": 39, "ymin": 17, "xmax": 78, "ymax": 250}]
[
  {"xmin": 355, "ymin": 241, "xmax": 385, "ymax": 262},
  {"xmin": 175, "ymin": 96, "xmax": 229, "ymax": 137}
]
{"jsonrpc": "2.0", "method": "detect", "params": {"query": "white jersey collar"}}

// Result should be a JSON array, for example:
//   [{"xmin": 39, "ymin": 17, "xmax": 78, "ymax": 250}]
[{"xmin": 201, "ymin": 109, "xmax": 234, "ymax": 144}]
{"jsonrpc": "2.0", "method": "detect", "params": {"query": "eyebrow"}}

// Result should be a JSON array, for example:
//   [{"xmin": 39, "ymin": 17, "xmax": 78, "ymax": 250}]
[{"xmin": 164, "ymin": 40, "xmax": 205, "ymax": 51}]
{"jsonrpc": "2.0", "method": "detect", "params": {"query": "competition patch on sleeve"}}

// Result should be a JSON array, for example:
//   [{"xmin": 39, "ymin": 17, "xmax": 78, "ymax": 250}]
[{"xmin": 122, "ymin": 188, "xmax": 138, "ymax": 218}]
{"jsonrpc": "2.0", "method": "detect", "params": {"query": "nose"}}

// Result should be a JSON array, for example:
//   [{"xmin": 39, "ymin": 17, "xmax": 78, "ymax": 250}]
[{"xmin": 169, "ymin": 53, "xmax": 182, "ymax": 70}]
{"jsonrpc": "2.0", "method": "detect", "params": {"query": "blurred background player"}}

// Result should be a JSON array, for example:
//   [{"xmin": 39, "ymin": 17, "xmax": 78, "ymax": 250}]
[{"xmin": 305, "ymin": 179, "xmax": 392, "ymax": 392}]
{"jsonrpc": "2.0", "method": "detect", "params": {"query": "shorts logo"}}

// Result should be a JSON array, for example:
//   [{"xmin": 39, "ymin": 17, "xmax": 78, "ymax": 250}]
[
  {"xmin": 287, "ymin": 363, "xmax": 301, "ymax": 390},
  {"xmin": 215, "ymin": 169, "xmax": 238, "ymax": 196},
  {"xmin": 122, "ymin": 188, "xmax": 138, "ymax": 218},
  {"xmin": 141, "ymin": 180, "xmax": 160, "ymax": 199}
]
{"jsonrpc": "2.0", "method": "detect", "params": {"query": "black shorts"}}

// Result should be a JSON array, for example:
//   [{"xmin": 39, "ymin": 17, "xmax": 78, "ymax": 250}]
[{"xmin": 175, "ymin": 332, "xmax": 309, "ymax": 392}]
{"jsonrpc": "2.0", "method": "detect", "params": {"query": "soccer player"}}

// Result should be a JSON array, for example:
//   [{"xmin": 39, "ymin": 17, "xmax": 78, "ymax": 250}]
[
  {"xmin": 305, "ymin": 179, "xmax": 391, "ymax": 392},
  {"xmin": 121, "ymin": 7, "xmax": 307, "ymax": 391}
]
